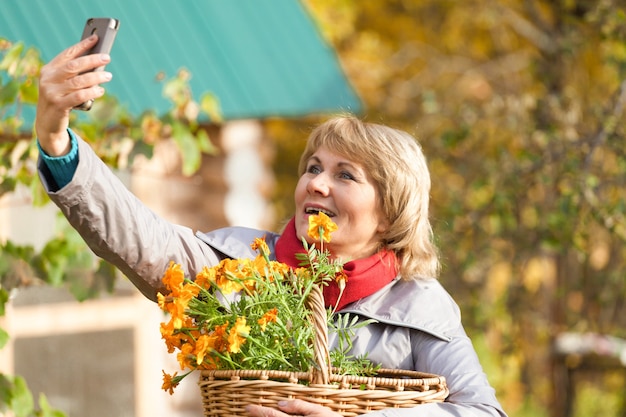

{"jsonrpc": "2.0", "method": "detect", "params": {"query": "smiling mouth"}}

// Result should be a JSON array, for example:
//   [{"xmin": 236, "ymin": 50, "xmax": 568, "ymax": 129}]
[{"xmin": 305, "ymin": 207, "xmax": 336, "ymax": 217}]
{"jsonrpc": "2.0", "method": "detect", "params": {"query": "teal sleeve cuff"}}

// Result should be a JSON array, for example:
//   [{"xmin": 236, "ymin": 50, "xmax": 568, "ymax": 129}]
[{"xmin": 37, "ymin": 129, "xmax": 79, "ymax": 189}]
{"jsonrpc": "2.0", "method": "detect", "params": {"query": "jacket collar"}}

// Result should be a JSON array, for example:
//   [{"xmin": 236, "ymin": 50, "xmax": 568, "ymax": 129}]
[
  {"xmin": 196, "ymin": 227, "xmax": 280, "ymax": 260},
  {"xmin": 339, "ymin": 277, "xmax": 458, "ymax": 342}
]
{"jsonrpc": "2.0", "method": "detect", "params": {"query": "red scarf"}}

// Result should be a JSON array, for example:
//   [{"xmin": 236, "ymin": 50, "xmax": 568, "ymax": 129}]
[{"xmin": 274, "ymin": 217, "xmax": 398, "ymax": 310}]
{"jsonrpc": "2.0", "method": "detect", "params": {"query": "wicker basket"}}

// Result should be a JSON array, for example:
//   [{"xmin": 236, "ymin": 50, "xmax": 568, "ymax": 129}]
[{"xmin": 199, "ymin": 285, "xmax": 448, "ymax": 417}]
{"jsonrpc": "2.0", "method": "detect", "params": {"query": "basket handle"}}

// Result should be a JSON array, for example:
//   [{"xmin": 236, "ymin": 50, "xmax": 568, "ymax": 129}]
[{"xmin": 306, "ymin": 284, "xmax": 330, "ymax": 385}]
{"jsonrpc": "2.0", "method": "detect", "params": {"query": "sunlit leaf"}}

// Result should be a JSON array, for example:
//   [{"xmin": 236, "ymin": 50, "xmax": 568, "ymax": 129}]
[
  {"xmin": 172, "ymin": 122, "xmax": 200, "ymax": 176},
  {"xmin": 195, "ymin": 128, "xmax": 218, "ymax": 155},
  {"xmin": 10, "ymin": 376, "xmax": 34, "ymax": 417},
  {"xmin": 0, "ymin": 41, "xmax": 24, "ymax": 73},
  {"xmin": 0, "ymin": 79, "xmax": 19, "ymax": 105},
  {"xmin": 0, "ymin": 327, "xmax": 8, "ymax": 349},
  {"xmin": 38, "ymin": 394, "xmax": 66, "ymax": 417},
  {"xmin": 0, "ymin": 289, "xmax": 8, "ymax": 317},
  {"xmin": 18, "ymin": 78, "xmax": 38, "ymax": 104},
  {"xmin": 200, "ymin": 92, "xmax": 223, "ymax": 123}
]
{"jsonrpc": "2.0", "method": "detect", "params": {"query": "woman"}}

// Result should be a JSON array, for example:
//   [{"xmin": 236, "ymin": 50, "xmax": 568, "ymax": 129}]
[{"xmin": 36, "ymin": 36, "xmax": 507, "ymax": 417}]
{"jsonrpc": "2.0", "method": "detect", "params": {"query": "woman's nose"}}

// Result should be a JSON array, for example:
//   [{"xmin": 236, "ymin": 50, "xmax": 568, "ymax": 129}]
[{"xmin": 306, "ymin": 173, "xmax": 330, "ymax": 196}]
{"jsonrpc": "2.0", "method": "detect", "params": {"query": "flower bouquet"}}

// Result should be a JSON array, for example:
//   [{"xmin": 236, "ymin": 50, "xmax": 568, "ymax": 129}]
[{"xmin": 157, "ymin": 213, "xmax": 448, "ymax": 416}]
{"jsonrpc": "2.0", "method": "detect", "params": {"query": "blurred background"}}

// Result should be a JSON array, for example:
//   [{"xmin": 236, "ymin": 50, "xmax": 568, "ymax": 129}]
[
  {"xmin": 270, "ymin": 2, "xmax": 626, "ymax": 415},
  {"xmin": 0, "ymin": 0, "xmax": 626, "ymax": 417}
]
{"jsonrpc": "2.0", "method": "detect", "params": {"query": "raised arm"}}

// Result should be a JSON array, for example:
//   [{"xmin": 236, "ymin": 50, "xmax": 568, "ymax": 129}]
[{"xmin": 35, "ymin": 37, "xmax": 222, "ymax": 301}]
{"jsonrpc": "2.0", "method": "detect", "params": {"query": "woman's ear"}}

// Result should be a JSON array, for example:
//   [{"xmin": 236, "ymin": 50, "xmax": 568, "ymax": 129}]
[{"xmin": 376, "ymin": 216, "xmax": 390, "ymax": 234}]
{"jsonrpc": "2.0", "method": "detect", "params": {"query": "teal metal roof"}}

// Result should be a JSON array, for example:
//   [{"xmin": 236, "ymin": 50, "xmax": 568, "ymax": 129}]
[{"xmin": 0, "ymin": 0, "xmax": 362, "ymax": 121}]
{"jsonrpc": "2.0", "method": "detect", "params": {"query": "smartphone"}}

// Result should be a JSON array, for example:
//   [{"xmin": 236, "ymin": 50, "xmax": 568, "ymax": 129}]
[{"xmin": 74, "ymin": 17, "xmax": 120, "ymax": 111}]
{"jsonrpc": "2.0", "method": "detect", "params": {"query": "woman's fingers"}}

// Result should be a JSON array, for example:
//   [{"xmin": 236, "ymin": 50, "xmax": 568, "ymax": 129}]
[
  {"xmin": 35, "ymin": 36, "xmax": 113, "ymax": 155},
  {"xmin": 246, "ymin": 404, "xmax": 288, "ymax": 417},
  {"xmin": 245, "ymin": 401, "xmax": 340, "ymax": 417},
  {"xmin": 278, "ymin": 400, "xmax": 339, "ymax": 417},
  {"xmin": 41, "ymin": 34, "xmax": 112, "ymax": 106},
  {"xmin": 49, "ymin": 34, "xmax": 98, "ymax": 68}
]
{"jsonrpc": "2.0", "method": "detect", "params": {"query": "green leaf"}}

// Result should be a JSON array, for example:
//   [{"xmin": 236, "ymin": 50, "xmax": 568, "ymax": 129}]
[
  {"xmin": 65, "ymin": 253, "xmax": 106, "ymax": 301},
  {"xmin": 162, "ymin": 76, "xmax": 188, "ymax": 106},
  {"xmin": 29, "ymin": 176, "xmax": 50, "ymax": 207},
  {"xmin": 0, "ymin": 176, "xmax": 17, "ymax": 196},
  {"xmin": 172, "ymin": 122, "xmax": 201, "ymax": 176},
  {"xmin": 200, "ymin": 92, "xmax": 223, "ymax": 123},
  {"xmin": 0, "ymin": 79, "xmax": 20, "ymax": 106},
  {"xmin": 10, "ymin": 376, "xmax": 34, "ymax": 417},
  {"xmin": 19, "ymin": 79, "xmax": 38, "ymax": 105},
  {"xmin": 0, "ymin": 373, "xmax": 13, "ymax": 413},
  {"xmin": 0, "ymin": 327, "xmax": 8, "ymax": 349},
  {"xmin": 38, "ymin": 393, "xmax": 67, "ymax": 417},
  {"xmin": 0, "ymin": 288, "xmax": 8, "ymax": 316},
  {"xmin": 0, "ymin": 41, "xmax": 24, "ymax": 73},
  {"xmin": 195, "ymin": 128, "xmax": 218, "ymax": 155},
  {"xmin": 36, "ymin": 239, "xmax": 69, "ymax": 287},
  {"xmin": 96, "ymin": 260, "xmax": 118, "ymax": 294},
  {"xmin": 127, "ymin": 139, "xmax": 154, "ymax": 166}
]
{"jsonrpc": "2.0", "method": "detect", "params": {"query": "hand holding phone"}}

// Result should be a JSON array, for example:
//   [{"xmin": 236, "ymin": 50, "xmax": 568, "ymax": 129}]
[{"xmin": 74, "ymin": 17, "xmax": 120, "ymax": 111}]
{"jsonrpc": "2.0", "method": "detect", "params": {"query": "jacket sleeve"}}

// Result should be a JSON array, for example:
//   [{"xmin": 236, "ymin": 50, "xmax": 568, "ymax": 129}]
[
  {"xmin": 38, "ymin": 134, "xmax": 222, "ymax": 302},
  {"xmin": 341, "ymin": 279, "xmax": 507, "ymax": 417},
  {"xmin": 369, "ymin": 330, "xmax": 508, "ymax": 417}
]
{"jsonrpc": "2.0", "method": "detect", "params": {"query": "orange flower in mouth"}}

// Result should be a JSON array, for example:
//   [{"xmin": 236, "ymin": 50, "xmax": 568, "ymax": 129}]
[{"xmin": 307, "ymin": 212, "xmax": 338, "ymax": 243}]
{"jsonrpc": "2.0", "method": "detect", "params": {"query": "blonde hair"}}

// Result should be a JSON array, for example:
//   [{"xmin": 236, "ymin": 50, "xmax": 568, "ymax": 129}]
[{"xmin": 298, "ymin": 115, "xmax": 440, "ymax": 279}]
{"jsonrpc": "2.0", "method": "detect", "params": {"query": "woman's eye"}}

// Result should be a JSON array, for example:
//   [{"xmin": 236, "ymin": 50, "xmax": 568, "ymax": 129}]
[
  {"xmin": 307, "ymin": 165, "xmax": 321, "ymax": 174},
  {"xmin": 339, "ymin": 171, "xmax": 355, "ymax": 180}
]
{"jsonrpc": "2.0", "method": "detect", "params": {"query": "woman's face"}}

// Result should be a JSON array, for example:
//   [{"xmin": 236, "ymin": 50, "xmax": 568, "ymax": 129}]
[{"xmin": 294, "ymin": 146, "xmax": 388, "ymax": 261}]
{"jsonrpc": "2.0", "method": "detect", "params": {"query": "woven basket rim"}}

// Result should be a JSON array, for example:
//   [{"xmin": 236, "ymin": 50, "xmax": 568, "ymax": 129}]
[{"xmin": 200, "ymin": 367, "xmax": 447, "ymax": 390}]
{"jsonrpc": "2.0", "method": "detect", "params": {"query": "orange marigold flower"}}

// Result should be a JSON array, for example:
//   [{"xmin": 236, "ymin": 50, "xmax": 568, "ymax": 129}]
[
  {"xmin": 160, "ymin": 321, "xmax": 182, "ymax": 353},
  {"xmin": 161, "ymin": 261, "xmax": 186, "ymax": 296},
  {"xmin": 307, "ymin": 212, "xmax": 338, "ymax": 243},
  {"xmin": 199, "ymin": 355, "xmax": 221, "ymax": 370},
  {"xmin": 217, "ymin": 276, "xmax": 244, "ymax": 294},
  {"xmin": 267, "ymin": 260, "xmax": 290, "ymax": 278},
  {"xmin": 295, "ymin": 267, "xmax": 311, "ymax": 280},
  {"xmin": 216, "ymin": 259, "xmax": 246, "ymax": 294},
  {"xmin": 162, "ymin": 370, "xmax": 180, "ymax": 395},
  {"xmin": 195, "ymin": 265, "xmax": 217, "ymax": 289},
  {"xmin": 156, "ymin": 292, "xmax": 171, "ymax": 310},
  {"xmin": 251, "ymin": 254, "xmax": 269, "ymax": 274},
  {"xmin": 258, "ymin": 308, "xmax": 279, "ymax": 331},
  {"xmin": 228, "ymin": 317, "xmax": 251, "ymax": 353},
  {"xmin": 251, "ymin": 237, "xmax": 270, "ymax": 255},
  {"xmin": 178, "ymin": 284, "xmax": 200, "ymax": 304},
  {"xmin": 194, "ymin": 334, "xmax": 213, "ymax": 365},
  {"xmin": 220, "ymin": 258, "xmax": 242, "ymax": 275},
  {"xmin": 177, "ymin": 343, "xmax": 195, "ymax": 371},
  {"xmin": 212, "ymin": 322, "xmax": 229, "ymax": 353},
  {"xmin": 335, "ymin": 270, "xmax": 348, "ymax": 289},
  {"xmin": 170, "ymin": 298, "xmax": 190, "ymax": 329}
]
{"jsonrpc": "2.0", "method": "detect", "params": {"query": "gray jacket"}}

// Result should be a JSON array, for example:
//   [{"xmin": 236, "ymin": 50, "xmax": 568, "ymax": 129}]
[{"xmin": 39, "ymin": 136, "xmax": 507, "ymax": 417}]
